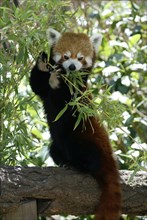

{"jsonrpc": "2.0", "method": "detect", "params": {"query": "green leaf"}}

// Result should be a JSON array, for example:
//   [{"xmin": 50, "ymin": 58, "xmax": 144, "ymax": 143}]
[
  {"xmin": 31, "ymin": 129, "xmax": 43, "ymax": 139},
  {"xmin": 128, "ymin": 34, "xmax": 141, "ymax": 47},
  {"xmin": 74, "ymin": 113, "xmax": 82, "ymax": 130},
  {"xmin": 54, "ymin": 104, "xmax": 68, "ymax": 122}
]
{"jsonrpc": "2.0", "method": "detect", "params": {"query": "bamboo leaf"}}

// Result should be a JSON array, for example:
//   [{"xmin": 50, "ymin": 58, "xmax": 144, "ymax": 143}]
[
  {"xmin": 129, "ymin": 34, "xmax": 141, "ymax": 47},
  {"xmin": 54, "ymin": 105, "xmax": 68, "ymax": 122},
  {"xmin": 74, "ymin": 113, "xmax": 82, "ymax": 130},
  {"xmin": 31, "ymin": 129, "xmax": 43, "ymax": 139}
]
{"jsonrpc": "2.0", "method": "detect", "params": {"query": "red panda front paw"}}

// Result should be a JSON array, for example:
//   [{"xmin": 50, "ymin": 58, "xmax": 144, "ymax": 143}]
[
  {"xmin": 49, "ymin": 69, "xmax": 61, "ymax": 89},
  {"xmin": 37, "ymin": 52, "xmax": 50, "ymax": 72}
]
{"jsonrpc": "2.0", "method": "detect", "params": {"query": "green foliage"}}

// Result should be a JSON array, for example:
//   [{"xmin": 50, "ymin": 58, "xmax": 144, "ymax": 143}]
[
  {"xmin": 0, "ymin": 0, "xmax": 71, "ymax": 165},
  {"xmin": 55, "ymin": 71, "xmax": 126, "ymax": 131},
  {"xmin": 0, "ymin": 0, "xmax": 147, "ymax": 219}
]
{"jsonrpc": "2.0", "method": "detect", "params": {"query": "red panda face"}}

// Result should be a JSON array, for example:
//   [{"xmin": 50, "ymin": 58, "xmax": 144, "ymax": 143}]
[
  {"xmin": 53, "ymin": 50, "xmax": 92, "ymax": 71},
  {"xmin": 46, "ymin": 29, "xmax": 102, "ymax": 72},
  {"xmin": 52, "ymin": 32, "xmax": 94, "ymax": 72}
]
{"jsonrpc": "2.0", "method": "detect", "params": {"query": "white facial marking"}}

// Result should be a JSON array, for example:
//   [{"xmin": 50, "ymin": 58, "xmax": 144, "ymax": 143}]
[
  {"xmin": 85, "ymin": 56, "xmax": 92, "ymax": 67},
  {"xmin": 77, "ymin": 52, "xmax": 82, "ymax": 58},
  {"xmin": 53, "ymin": 52, "xmax": 62, "ymax": 63},
  {"xmin": 64, "ymin": 51, "xmax": 71, "ymax": 60},
  {"xmin": 63, "ymin": 58, "xmax": 82, "ymax": 71},
  {"xmin": 77, "ymin": 52, "xmax": 84, "ymax": 61},
  {"xmin": 65, "ymin": 51, "xmax": 71, "ymax": 57}
]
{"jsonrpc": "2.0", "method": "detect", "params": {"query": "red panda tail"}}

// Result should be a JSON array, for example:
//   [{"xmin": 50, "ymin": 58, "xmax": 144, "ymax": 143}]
[
  {"xmin": 85, "ymin": 118, "xmax": 122, "ymax": 220},
  {"xmin": 94, "ymin": 154, "xmax": 122, "ymax": 220}
]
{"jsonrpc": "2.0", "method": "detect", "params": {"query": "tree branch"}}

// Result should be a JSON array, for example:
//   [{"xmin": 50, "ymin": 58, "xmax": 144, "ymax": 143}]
[{"xmin": 0, "ymin": 166, "xmax": 147, "ymax": 216}]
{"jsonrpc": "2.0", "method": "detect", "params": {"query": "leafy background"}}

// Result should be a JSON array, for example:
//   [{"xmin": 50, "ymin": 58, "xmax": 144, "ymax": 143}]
[{"xmin": 0, "ymin": 0, "xmax": 147, "ymax": 219}]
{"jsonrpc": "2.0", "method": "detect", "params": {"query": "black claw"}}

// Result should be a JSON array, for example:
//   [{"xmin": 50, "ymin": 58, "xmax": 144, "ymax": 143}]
[
  {"xmin": 46, "ymin": 63, "xmax": 52, "ymax": 70},
  {"xmin": 38, "ymin": 52, "xmax": 48, "ymax": 62}
]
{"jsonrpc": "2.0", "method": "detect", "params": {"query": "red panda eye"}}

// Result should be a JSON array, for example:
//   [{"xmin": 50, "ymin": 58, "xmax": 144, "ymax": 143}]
[
  {"xmin": 78, "ymin": 56, "xmax": 84, "ymax": 61},
  {"xmin": 64, "ymin": 54, "xmax": 69, "ymax": 60}
]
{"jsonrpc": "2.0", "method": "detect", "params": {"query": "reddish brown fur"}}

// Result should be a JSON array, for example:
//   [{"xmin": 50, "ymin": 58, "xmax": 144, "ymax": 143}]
[{"xmin": 54, "ymin": 32, "xmax": 94, "ymax": 57}]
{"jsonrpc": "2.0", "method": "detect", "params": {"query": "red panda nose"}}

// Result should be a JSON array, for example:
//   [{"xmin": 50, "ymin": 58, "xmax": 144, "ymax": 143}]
[{"xmin": 69, "ymin": 64, "xmax": 76, "ymax": 71}]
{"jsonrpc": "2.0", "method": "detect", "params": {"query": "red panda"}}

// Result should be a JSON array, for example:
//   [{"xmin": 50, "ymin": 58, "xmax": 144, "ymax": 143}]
[{"xmin": 30, "ymin": 28, "xmax": 122, "ymax": 220}]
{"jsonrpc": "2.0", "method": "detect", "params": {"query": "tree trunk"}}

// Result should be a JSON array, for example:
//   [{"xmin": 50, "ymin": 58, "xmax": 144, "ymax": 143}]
[{"xmin": 0, "ymin": 166, "xmax": 147, "ymax": 217}]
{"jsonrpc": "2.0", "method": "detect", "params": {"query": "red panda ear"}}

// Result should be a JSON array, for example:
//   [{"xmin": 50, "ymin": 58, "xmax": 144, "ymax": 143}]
[
  {"xmin": 46, "ymin": 28, "xmax": 61, "ymax": 46},
  {"xmin": 90, "ymin": 34, "xmax": 102, "ymax": 53}
]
